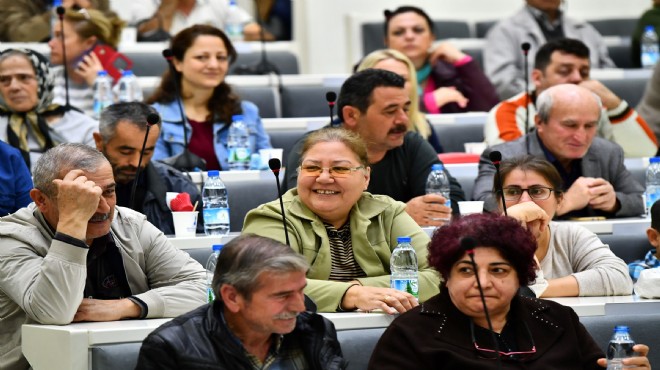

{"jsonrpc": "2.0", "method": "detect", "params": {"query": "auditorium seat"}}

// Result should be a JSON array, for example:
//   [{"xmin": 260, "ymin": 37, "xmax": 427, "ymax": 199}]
[
  {"xmin": 223, "ymin": 176, "xmax": 279, "ymax": 231},
  {"xmin": 229, "ymin": 51, "xmax": 300, "ymax": 75},
  {"xmin": 234, "ymin": 86, "xmax": 281, "ymax": 118},
  {"xmin": 269, "ymin": 129, "xmax": 306, "ymax": 164},
  {"xmin": 361, "ymin": 20, "xmax": 472, "ymax": 55},
  {"xmin": 281, "ymin": 86, "xmax": 338, "ymax": 117},
  {"xmin": 432, "ymin": 121, "xmax": 485, "ymax": 153},
  {"xmin": 589, "ymin": 18, "xmax": 637, "ymax": 37},
  {"xmin": 462, "ymin": 47, "xmax": 484, "ymax": 69},
  {"xmin": 599, "ymin": 233, "xmax": 651, "ymax": 264},
  {"xmin": 601, "ymin": 77, "xmax": 647, "ymax": 107},
  {"xmin": 475, "ymin": 20, "xmax": 496, "ymax": 38},
  {"xmin": 607, "ymin": 44, "xmax": 635, "ymax": 69},
  {"xmin": 125, "ymin": 51, "xmax": 169, "ymax": 77}
]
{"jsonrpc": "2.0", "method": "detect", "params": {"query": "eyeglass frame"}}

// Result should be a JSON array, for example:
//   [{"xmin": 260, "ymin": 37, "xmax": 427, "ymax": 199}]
[
  {"xmin": 297, "ymin": 165, "xmax": 365, "ymax": 178},
  {"xmin": 497, "ymin": 186, "xmax": 557, "ymax": 201},
  {"xmin": 469, "ymin": 319, "xmax": 537, "ymax": 360}
]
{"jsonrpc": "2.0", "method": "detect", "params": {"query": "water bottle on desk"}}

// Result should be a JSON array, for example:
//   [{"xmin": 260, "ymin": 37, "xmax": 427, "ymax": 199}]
[
  {"xmin": 227, "ymin": 114, "xmax": 250, "ymax": 171},
  {"xmin": 390, "ymin": 236, "xmax": 419, "ymax": 299},
  {"xmin": 92, "ymin": 70, "xmax": 113, "ymax": 119},
  {"xmin": 225, "ymin": 0, "xmax": 244, "ymax": 42},
  {"xmin": 645, "ymin": 157, "xmax": 660, "ymax": 215},
  {"xmin": 205, "ymin": 244, "xmax": 222, "ymax": 302},
  {"xmin": 426, "ymin": 163, "xmax": 451, "ymax": 218},
  {"xmin": 641, "ymin": 25, "xmax": 660, "ymax": 69},
  {"xmin": 202, "ymin": 170, "xmax": 230, "ymax": 235},
  {"xmin": 114, "ymin": 70, "xmax": 143, "ymax": 102},
  {"xmin": 606, "ymin": 325, "xmax": 636, "ymax": 370}
]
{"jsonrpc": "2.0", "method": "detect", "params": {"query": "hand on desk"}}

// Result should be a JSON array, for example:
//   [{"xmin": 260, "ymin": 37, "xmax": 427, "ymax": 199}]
[
  {"xmin": 73, "ymin": 298, "xmax": 141, "ymax": 322},
  {"xmin": 596, "ymin": 344, "xmax": 651, "ymax": 369},
  {"xmin": 341, "ymin": 285, "xmax": 418, "ymax": 315},
  {"xmin": 406, "ymin": 194, "xmax": 451, "ymax": 227}
]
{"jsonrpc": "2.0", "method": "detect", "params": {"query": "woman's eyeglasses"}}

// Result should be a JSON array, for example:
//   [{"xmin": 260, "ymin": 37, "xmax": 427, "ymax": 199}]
[
  {"xmin": 297, "ymin": 165, "xmax": 364, "ymax": 178},
  {"xmin": 470, "ymin": 320, "xmax": 536, "ymax": 360},
  {"xmin": 0, "ymin": 74, "xmax": 36, "ymax": 86},
  {"xmin": 499, "ymin": 186, "xmax": 555, "ymax": 201}
]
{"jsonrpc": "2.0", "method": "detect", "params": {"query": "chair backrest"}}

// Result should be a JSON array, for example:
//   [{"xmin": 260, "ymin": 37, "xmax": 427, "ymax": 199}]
[
  {"xmin": 184, "ymin": 247, "xmax": 213, "ymax": 266},
  {"xmin": 361, "ymin": 20, "xmax": 472, "ymax": 55},
  {"xmin": 454, "ymin": 174, "xmax": 477, "ymax": 201},
  {"xmin": 475, "ymin": 20, "xmax": 497, "ymax": 38},
  {"xmin": 589, "ymin": 18, "xmax": 637, "ymax": 37},
  {"xmin": 229, "ymin": 51, "xmax": 300, "ymax": 75},
  {"xmin": 125, "ymin": 51, "xmax": 169, "ymax": 77},
  {"xmin": 463, "ymin": 47, "xmax": 484, "ymax": 70},
  {"xmin": 432, "ymin": 121, "xmax": 485, "ymax": 153},
  {"xmin": 223, "ymin": 176, "xmax": 279, "ymax": 231},
  {"xmin": 336, "ymin": 328, "xmax": 386, "ymax": 370},
  {"xmin": 601, "ymin": 77, "xmax": 648, "ymax": 107},
  {"xmin": 598, "ymin": 233, "xmax": 652, "ymax": 264},
  {"xmin": 281, "ymin": 86, "xmax": 338, "ymax": 118},
  {"xmin": 268, "ymin": 129, "xmax": 306, "ymax": 164},
  {"xmin": 233, "ymin": 85, "xmax": 281, "ymax": 118},
  {"xmin": 607, "ymin": 44, "xmax": 635, "ymax": 69}
]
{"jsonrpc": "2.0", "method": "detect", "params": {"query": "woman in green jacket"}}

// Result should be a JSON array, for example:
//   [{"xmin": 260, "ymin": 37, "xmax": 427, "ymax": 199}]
[{"xmin": 243, "ymin": 127, "xmax": 440, "ymax": 312}]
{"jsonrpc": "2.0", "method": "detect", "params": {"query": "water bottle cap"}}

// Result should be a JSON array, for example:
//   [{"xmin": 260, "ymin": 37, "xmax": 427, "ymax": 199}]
[
  {"xmin": 645, "ymin": 25, "xmax": 656, "ymax": 32},
  {"xmin": 432, "ymin": 164, "xmax": 444, "ymax": 171},
  {"xmin": 97, "ymin": 70, "xmax": 108, "ymax": 76},
  {"xmin": 651, "ymin": 157, "xmax": 660, "ymax": 164},
  {"xmin": 53, "ymin": 0, "xmax": 63, "ymax": 5},
  {"xmin": 397, "ymin": 236, "xmax": 412, "ymax": 243},
  {"xmin": 121, "ymin": 70, "xmax": 133, "ymax": 76},
  {"xmin": 613, "ymin": 325, "xmax": 630, "ymax": 332},
  {"xmin": 207, "ymin": 170, "xmax": 220, "ymax": 177},
  {"xmin": 212, "ymin": 244, "xmax": 223, "ymax": 251},
  {"xmin": 232, "ymin": 114, "xmax": 244, "ymax": 122}
]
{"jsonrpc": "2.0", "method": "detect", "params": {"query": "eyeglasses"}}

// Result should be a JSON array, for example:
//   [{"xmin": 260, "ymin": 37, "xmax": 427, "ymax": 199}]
[
  {"xmin": 500, "ymin": 186, "xmax": 555, "ymax": 201},
  {"xmin": 470, "ymin": 320, "xmax": 536, "ymax": 360},
  {"xmin": 0, "ymin": 73, "xmax": 36, "ymax": 86},
  {"xmin": 297, "ymin": 165, "xmax": 364, "ymax": 178}
]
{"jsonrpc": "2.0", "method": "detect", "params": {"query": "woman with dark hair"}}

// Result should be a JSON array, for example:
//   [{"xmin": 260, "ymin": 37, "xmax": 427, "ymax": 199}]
[
  {"xmin": 369, "ymin": 213, "xmax": 651, "ymax": 370},
  {"xmin": 383, "ymin": 5, "xmax": 498, "ymax": 114},
  {"xmin": 496, "ymin": 155, "xmax": 632, "ymax": 297},
  {"xmin": 0, "ymin": 48, "xmax": 97, "ymax": 169},
  {"xmin": 243, "ymin": 127, "xmax": 439, "ymax": 313},
  {"xmin": 148, "ymin": 24, "xmax": 272, "ymax": 171}
]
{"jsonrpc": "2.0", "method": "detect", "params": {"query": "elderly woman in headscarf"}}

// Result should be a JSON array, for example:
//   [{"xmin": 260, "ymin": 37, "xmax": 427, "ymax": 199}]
[{"xmin": 0, "ymin": 48, "xmax": 98, "ymax": 170}]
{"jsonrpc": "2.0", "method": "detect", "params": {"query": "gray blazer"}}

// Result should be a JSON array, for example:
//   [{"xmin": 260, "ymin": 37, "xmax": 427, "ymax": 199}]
[
  {"xmin": 484, "ymin": 6, "xmax": 616, "ymax": 99},
  {"xmin": 472, "ymin": 133, "xmax": 644, "ymax": 218}
]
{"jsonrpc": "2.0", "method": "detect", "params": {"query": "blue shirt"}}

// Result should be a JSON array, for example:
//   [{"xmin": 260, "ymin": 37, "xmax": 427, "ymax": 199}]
[
  {"xmin": 629, "ymin": 249, "xmax": 660, "ymax": 281},
  {"xmin": 0, "ymin": 141, "xmax": 32, "ymax": 216}
]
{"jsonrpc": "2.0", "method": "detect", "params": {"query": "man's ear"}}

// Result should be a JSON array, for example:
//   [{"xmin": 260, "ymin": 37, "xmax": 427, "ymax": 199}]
[
  {"xmin": 30, "ymin": 189, "xmax": 49, "ymax": 211},
  {"xmin": 531, "ymin": 69, "xmax": 543, "ymax": 90},
  {"xmin": 341, "ymin": 106, "xmax": 360, "ymax": 129},
  {"xmin": 92, "ymin": 132, "xmax": 104, "ymax": 152},
  {"xmin": 220, "ymin": 284, "xmax": 244, "ymax": 313}
]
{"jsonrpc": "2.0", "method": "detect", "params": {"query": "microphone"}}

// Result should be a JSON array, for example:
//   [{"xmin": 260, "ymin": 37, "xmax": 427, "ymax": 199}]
[
  {"xmin": 326, "ymin": 91, "xmax": 337, "ymax": 125},
  {"xmin": 130, "ymin": 113, "xmax": 160, "ymax": 209},
  {"xmin": 521, "ymin": 42, "xmax": 531, "ymax": 154},
  {"xmin": 460, "ymin": 237, "xmax": 503, "ymax": 369},
  {"xmin": 233, "ymin": 0, "xmax": 280, "ymax": 76},
  {"xmin": 159, "ymin": 49, "xmax": 206, "ymax": 172},
  {"xmin": 268, "ymin": 158, "xmax": 290, "ymax": 246},
  {"xmin": 489, "ymin": 151, "xmax": 508, "ymax": 216},
  {"xmin": 56, "ymin": 6, "xmax": 71, "ymax": 110}
]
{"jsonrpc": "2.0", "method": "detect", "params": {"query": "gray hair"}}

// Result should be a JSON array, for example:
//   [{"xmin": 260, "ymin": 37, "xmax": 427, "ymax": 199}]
[
  {"xmin": 33, "ymin": 143, "xmax": 109, "ymax": 197},
  {"xmin": 98, "ymin": 102, "xmax": 161, "ymax": 143},
  {"xmin": 212, "ymin": 234, "xmax": 309, "ymax": 301},
  {"xmin": 536, "ymin": 85, "xmax": 602, "ymax": 124}
]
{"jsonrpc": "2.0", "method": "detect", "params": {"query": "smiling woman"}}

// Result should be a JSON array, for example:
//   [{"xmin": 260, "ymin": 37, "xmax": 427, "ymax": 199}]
[{"xmin": 243, "ymin": 127, "xmax": 440, "ymax": 312}]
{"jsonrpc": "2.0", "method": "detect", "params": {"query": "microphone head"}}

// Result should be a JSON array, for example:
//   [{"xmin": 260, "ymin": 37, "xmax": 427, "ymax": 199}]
[
  {"xmin": 162, "ymin": 49, "xmax": 174, "ymax": 61},
  {"xmin": 488, "ymin": 150, "xmax": 502, "ymax": 165},
  {"xmin": 460, "ymin": 237, "xmax": 478, "ymax": 255},
  {"xmin": 268, "ymin": 158, "xmax": 282, "ymax": 172},
  {"xmin": 325, "ymin": 91, "xmax": 337, "ymax": 106},
  {"xmin": 521, "ymin": 42, "xmax": 531, "ymax": 54},
  {"xmin": 56, "ymin": 6, "xmax": 65, "ymax": 16},
  {"xmin": 146, "ymin": 113, "xmax": 160, "ymax": 126}
]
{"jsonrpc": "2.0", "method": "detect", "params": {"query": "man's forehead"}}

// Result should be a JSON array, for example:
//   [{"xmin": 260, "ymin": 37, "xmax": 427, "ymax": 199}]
[
  {"xmin": 369, "ymin": 86, "xmax": 408, "ymax": 106},
  {"xmin": 549, "ymin": 51, "xmax": 590, "ymax": 68}
]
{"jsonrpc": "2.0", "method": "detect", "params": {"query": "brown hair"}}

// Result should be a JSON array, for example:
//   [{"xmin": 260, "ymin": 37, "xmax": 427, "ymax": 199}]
[
  {"xmin": 64, "ymin": 8, "xmax": 125, "ymax": 49},
  {"xmin": 146, "ymin": 25, "xmax": 240, "ymax": 125},
  {"xmin": 299, "ymin": 127, "xmax": 369, "ymax": 167},
  {"xmin": 494, "ymin": 155, "xmax": 564, "ymax": 200}
]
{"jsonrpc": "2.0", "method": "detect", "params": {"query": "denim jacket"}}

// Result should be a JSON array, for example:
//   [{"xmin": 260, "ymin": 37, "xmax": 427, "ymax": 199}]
[{"xmin": 151, "ymin": 100, "xmax": 272, "ymax": 170}]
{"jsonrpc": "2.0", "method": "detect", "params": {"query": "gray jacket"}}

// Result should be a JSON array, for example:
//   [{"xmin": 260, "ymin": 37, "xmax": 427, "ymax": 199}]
[
  {"xmin": 472, "ymin": 133, "xmax": 644, "ymax": 218},
  {"xmin": 0, "ymin": 204, "xmax": 206, "ymax": 370},
  {"xmin": 484, "ymin": 6, "xmax": 616, "ymax": 99}
]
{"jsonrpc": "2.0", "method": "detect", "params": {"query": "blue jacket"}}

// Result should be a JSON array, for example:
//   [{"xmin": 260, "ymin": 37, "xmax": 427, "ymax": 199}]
[
  {"xmin": 0, "ymin": 140, "xmax": 32, "ymax": 216},
  {"xmin": 151, "ymin": 100, "xmax": 272, "ymax": 170}
]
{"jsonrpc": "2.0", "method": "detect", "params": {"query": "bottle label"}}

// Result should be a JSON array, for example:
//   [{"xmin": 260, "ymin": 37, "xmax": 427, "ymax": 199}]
[
  {"xmin": 203, "ymin": 208, "xmax": 230, "ymax": 224},
  {"xmin": 391, "ymin": 278, "xmax": 419, "ymax": 298},
  {"xmin": 646, "ymin": 190, "xmax": 660, "ymax": 212}
]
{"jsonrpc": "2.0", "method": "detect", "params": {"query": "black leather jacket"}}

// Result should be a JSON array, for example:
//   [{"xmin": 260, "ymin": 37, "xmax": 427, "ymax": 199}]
[{"xmin": 135, "ymin": 301, "xmax": 347, "ymax": 370}]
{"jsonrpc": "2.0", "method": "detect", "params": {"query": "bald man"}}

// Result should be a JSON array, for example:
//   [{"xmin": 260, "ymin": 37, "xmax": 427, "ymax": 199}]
[{"xmin": 473, "ymin": 84, "xmax": 644, "ymax": 219}]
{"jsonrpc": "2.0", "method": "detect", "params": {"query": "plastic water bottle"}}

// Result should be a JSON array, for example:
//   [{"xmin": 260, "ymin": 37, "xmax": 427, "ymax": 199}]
[
  {"xmin": 205, "ymin": 244, "xmax": 222, "ymax": 302},
  {"xmin": 390, "ymin": 236, "xmax": 419, "ymax": 299},
  {"xmin": 249, "ymin": 153, "xmax": 261, "ymax": 170},
  {"xmin": 202, "ymin": 170, "xmax": 230, "ymax": 235},
  {"xmin": 645, "ymin": 157, "xmax": 660, "ymax": 216},
  {"xmin": 606, "ymin": 326, "xmax": 636, "ymax": 370},
  {"xmin": 114, "ymin": 70, "xmax": 143, "ymax": 102},
  {"xmin": 92, "ymin": 70, "xmax": 114, "ymax": 119},
  {"xmin": 227, "ymin": 114, "xmax": 250, "ymax": 171},
  {"xmin": 426, "ymin": 163, "xmax": 452, "ymax": 218},
  {"xmin": 225, "ymin": 0, "xmax": 244, "ymax": 42},
  {"xmin": 641, "ymin": 26, "xmax": 660, "ymax": 69}
]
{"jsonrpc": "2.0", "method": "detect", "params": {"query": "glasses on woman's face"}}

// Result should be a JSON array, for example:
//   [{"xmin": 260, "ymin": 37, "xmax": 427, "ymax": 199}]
[
  {"xmin": 470, "ymin": 320, "xmax": 537, "ymax": 360},
  {"xmin": 0, "ymin": 73, "xmax": 36, "ymax": 87},
  {"xmin": 297, "ymin": 164, "xmax": 364, "ymax": 178},
  {"xmin": 500, "ymin": 186, "xmax": 555, "ymax": 202}
]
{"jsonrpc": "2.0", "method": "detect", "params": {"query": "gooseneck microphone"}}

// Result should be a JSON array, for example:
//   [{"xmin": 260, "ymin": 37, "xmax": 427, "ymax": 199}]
[
  {"xmin": 234, "ymin": 0, "xmax": 280, "ymax": 76},
  {"xmin": 56, "ymin": 6, "xmax": 71, "ymax": 110},
  {"xmin": 521, "ymin": 42, "xmax": 531, "ymax": 154},
  {"xmin": 130, "ymin": 113, "xmax": 160, "ymax": 209},
  {"xmin": 160, "ymin": 49, "xmax": 206, "ymax": 172},
  {"xmin": 325, "ymin": 91, "xmax": 337, "ymax": 125},
  {"xmin": 268, "ymin": 158, "xmax": 290, "ymax": 246},
  {"xmin": 461, "ymin": 237, "xmax": 503, "ymax": 370},
  {"xmin": 489, "ymin": 151, "xmax": 508, "ymax": 216}
]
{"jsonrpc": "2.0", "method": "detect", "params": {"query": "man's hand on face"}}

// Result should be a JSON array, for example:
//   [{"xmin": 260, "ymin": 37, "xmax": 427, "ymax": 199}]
[
  {"xmin": 578, "ymin": 80, "xmax": 622, "ymax": 110},
  {"xmin": 406, "ymin": 194, "xmax": 451, "ymax": 227},
  {"xmin": 73, "ymin": 298, "xmax": 141, "ymax": 322},
  {"xmin": 53, "ymin": 169, "xmax": 102, "ymax": 241}
]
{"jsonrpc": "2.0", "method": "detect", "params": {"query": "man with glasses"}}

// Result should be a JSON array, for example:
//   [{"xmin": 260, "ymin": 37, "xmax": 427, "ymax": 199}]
[
  {"xmin": 284, "ymin": 68, "xmax": 465, "ymax": 226},
  {"xmin": 473, "ymin": 83, "xmax": 644, "ymax": 219}
]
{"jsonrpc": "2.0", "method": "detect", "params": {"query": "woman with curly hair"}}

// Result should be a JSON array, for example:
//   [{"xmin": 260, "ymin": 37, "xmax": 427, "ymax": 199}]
[{"xmin": 148, "ymin": 24, "xmax": 272, "ymax": 170}]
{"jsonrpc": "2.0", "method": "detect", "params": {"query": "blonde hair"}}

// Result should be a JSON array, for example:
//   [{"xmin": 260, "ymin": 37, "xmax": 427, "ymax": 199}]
[
  {"xmin": 356, "ymin": 49, "xmax": 430, "ymax": 138},
  {"xmin": 64, "ymin": 8, "xmax": 125, "ymax": 49}
]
